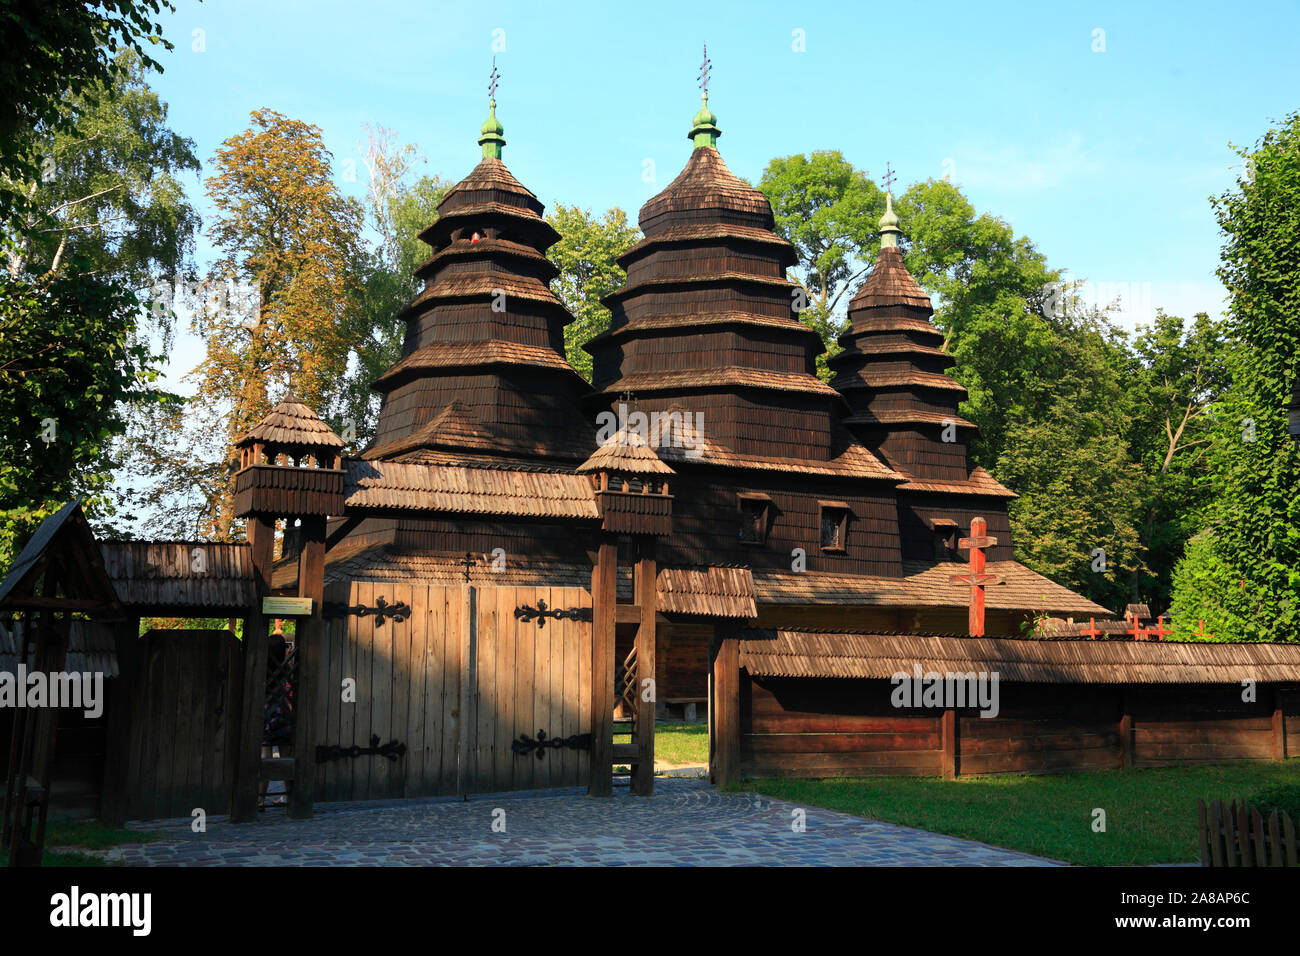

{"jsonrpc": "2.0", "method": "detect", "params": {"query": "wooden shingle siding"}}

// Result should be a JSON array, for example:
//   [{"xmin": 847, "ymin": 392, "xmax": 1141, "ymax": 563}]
[{"xmin": 99, "ymin": 541, "xmax": 257, "ymax": 610}]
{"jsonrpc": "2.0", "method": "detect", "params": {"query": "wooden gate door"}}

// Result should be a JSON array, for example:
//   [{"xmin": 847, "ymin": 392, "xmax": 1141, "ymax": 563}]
[
  {"xmin": 310, "ymin": 582, "xmax": 592, "ymax": 801},
  {"xmin": 122, "ymin": 629, "xmax": 241, "ymax": 820},
  {"xmin": 461, "ymin": 585, "xmax": 592, "ymax": 794}
]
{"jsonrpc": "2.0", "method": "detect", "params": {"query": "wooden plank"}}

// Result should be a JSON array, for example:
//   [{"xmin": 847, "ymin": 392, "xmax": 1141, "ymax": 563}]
[
  {"xmin": 560, "ymin": 588, "xmax": 580, "ymax": 787},
  {"xmin": 456, "ymin": 585, "xmax": 475, "ymax": 797},
  {"xmin": 588, "ymin": 540, "xmax": 616, "ymax": 797},
  {"xmin": 157, "ymin": 634, "xmax": 181, "ymax": 818},
  {"xmin": 494, "ymin": 586, "xmax": 517, "ymax": 792},
  {"xmin": 404, "ymin": 584, "xmax": 428, "ymax": 797},
  {"xmin": 751, "ymin": 714, "xmax": 942, "ymax": 735},
  {"xmin": 99, "ymin": 617, "xmax": 140, "ymax": 827},
  {"xmin": 288, "ymin": 516, "xmax": 326, "ymax": 818},
  {"xmin": 578, "ymin": 584, "xmax": 592, "ymax": 789},
  {"xmin": 475, "ymin": 582, "xmax": 497, "ymax": 792},
  {"xmin": 711, "ymin": 636, "xmax": 739, "ymax": 786},
  {"xmin": 513, "ymin": 584, "xmax": 535, "ymax": 792},
  {"xmin": 745, "ymin": 749, "xmax": 944, "ymax": 774},
  {"xmin": 338, "ymin": 585, "xmax": 360, "ymax": 801},
  {"xmin": 632, "ymin": 545, "xmax": 657, "ymax": 796},
  {"xmin": 422, "ymin": 586, "xmax": 445, "ymax": 795},
  {"xmin": 531, "ymin": 587, "xmax": 551, "ymax": 791},
  {"xmin": 352, "ymin": 580, "xmax": 375, "ymax": 801},
  {"xmin": 321, "ymin": 599, "xmax": 342, "ymax": 801},
  {"xmin": 369, "ymin": 587, "xmax": 395, "ymax": 800},
  {"xmin": 746, "ymin": 731, "xmax": 941, "ymax": 753},
  {"xmin": 230, "ymin": 609, "xmax": 267, "ymax": 823},
  {"xmin": 384, "ymin": 585, "xmax": 408, "ymax": 799},
  {"xmin": 941, "ymin": 708, "xmax": 957, "ymax": 780}
]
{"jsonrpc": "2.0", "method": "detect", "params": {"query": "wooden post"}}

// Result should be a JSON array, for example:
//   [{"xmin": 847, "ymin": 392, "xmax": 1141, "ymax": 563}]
[
  {"xmin": 99, "ymin": 616, "xmax": 140, "ymax": 827},
  {"xmin": 630, "ymin": 538, "xmax": 657, "ymax": 796},
  {"xmin": 1273, "ymin": 688, "xmax": 1287, "ymax": 761},
  {"xmin": 1119, "ymin": 688, "xmax": 1134, "ymax": 769},
  {"xmin": 941, "ymin": 708, "xmax": 958, "ymax": 779},
  {"xmin": 710, "ymin": 635, "xmax": 739, "ymax": 787},
  {"xmin": 951, "ymin": 517, "xmax": 1001, "ymax": 637},
  {"xmin": 588, "ymin": 537, "xmax": 617, "ymax": 797},
  {"xmin": 288, "ymin": 515, "xmax": 325, "ymax": 819}
]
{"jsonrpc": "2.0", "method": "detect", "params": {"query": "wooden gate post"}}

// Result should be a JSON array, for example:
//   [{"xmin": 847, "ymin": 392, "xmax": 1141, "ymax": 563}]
[
  {"xmin": 630, "ymin": 537, "xmax": 657, "ymax": 796},
  {"xmin": 588, "ymin": 537, "xmax": 617, "ymax": 797},
  {"xmin": 710, "ymin": 634, "xmax": 739, "ymax": 787},
  {"xmin": 99, "ymin": 616, "xmax": 141, "ymax": 827},
  {"xmin": 230, "ymin": 515, "xmax": 274, "ymax": 823},
  {"xmin": 288, "ymin": 515, "xmax": 326, "ymax": 819}
]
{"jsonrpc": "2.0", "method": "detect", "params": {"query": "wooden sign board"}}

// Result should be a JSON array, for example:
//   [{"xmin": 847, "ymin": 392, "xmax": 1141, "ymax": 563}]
[{"xmin": 262, "ymin": 596, "xmax": 314, "ymax": 616}]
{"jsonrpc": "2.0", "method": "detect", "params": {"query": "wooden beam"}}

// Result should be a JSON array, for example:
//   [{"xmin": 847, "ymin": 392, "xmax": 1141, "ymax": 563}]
[
  {"xmin": 588, "ymin": 538, "xmax": 617, "ymax": 797},
  {"xmin": 288, "ymin": 515, "xmax": 325, "ymax": 819},
  {"xmin": 614, "ymin": 603, "xmax": 641, "ymax": 624},
  {"xmin": 631, "ymin": 538, "xmax": 657, "ymax": 797},
  {"xmin": 941, "ymin": 708, "xmax": 958, "ymax": 779},
  {"xmin": 230, "ymin": 606, "xmax": 268, "ymax": 823},
  {"xmin": 98, "ymin": 617, "xmax": 140, "ymax": 827},
  {"xmin": 1120, "ymin": 689, "xmax": 1134, "ymax": 769},
  {"xmin": 246, "ymin": 515, "xmax": 275, "ymax": 592},
  {"xmin": 710, "ymin": 634, "xmax": 739, "ymax": 787},
  {"xmin": 1273, "ymin": 688, "xmax": 1287, "ymax": 761}
]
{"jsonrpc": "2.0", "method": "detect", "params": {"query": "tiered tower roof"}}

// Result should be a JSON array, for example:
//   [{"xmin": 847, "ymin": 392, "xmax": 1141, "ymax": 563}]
[
  {"xmin": 830, "ymin": 193, "xmax": 1009, "ymax": 494},
  {"xmin": 365, "ymin": 100, "xmax": 593, "ymax": 464},
  {"xmin": 585, "ymin": 94, "xmax": 889, "ymax": 476}
]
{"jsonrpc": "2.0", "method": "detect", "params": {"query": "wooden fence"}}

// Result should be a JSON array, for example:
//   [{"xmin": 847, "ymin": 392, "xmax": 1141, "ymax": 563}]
[{"xmin": 1197, "ymin": 797, "xmax": 1298, "ymax": 866}]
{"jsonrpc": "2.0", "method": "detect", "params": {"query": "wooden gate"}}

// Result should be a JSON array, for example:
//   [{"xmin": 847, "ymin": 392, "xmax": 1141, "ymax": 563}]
[
  {"xmin": 312, "ymin": 581, "xmax": 591, "ymax": 801},
  {"xmin": 120, "ymin": 629, "xmax": 242, "ymax": 820}
]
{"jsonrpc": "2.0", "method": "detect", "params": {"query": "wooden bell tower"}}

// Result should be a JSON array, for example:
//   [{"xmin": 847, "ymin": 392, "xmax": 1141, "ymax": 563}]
[
  {"xmin": 578, "ymin": 432, "xmax": 674, "ymax": 796},
  {"xmin": 230, "ymin": 399, "xmax": 346, "ymax": 821}
]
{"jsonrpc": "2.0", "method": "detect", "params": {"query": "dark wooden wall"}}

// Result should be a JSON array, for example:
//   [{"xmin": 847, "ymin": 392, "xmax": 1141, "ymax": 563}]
[
  {"xmin": 739, "ymin": 675, "xmax": 1297, "ymax": 779},
  {"xmin": 118, "ymin": 629, "xmax": 242, "ymax": 820}
]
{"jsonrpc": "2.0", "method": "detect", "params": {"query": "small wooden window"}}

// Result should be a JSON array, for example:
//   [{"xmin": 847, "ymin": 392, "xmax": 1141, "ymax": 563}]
[
  {"xmin": 819, "ymin": 501, "xmax": 850, "ymax": 553},
  {"xmin": 737, "ymin": 493, "xmax": 771, "ymax": 544}
]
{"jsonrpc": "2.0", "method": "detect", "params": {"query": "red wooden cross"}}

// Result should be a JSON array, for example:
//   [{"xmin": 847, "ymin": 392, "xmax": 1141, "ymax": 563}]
[
  {"xmin": 950, "ymin": 516, "xmax": 1004, "ymax": 637},
  {"xmin": 1081, "ymin": 617, "xmax": 1103, "ymax": 640},
  {"xmin": 1126, "ymin": 612, "xmax": 1148, "ymax": 642},
  {"xmin": 1196, "ymin": 618, "xmax": 1214, "ymax": 640},
  {"xmin": 1149, "ymin": 615, "xmax": 1172, "ymax": 642}
]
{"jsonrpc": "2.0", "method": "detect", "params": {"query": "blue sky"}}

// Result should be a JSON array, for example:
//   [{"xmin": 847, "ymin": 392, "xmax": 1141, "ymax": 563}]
[{"xmin": 147, "ymin": 0, "xmax": 1300, "ymax": 384}]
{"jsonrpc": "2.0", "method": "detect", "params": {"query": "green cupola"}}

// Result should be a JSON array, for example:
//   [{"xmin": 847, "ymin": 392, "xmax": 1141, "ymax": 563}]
[
  {"xmin": 479, "ymin": 100, "xmax": 505, "ymax": 160},
  {"xmin": 690, "ymin": 93, "xmax": 721, "ymax": 149}
]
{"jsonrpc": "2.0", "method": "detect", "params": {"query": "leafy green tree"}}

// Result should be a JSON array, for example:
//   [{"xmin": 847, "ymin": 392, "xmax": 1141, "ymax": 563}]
[
  {"xmin": 545, "ymin": 204, "xmax": 640, "ymax": 382},
  {"xmin": 3, "ymin": 50, "xmax": 200, "ymax": 332},
  {"xmin": 337, "ymin": 126, "xmax": 450, "ymax": 444},
  {"xmin": 0, "ymin": 261, "xmax": 163, "ymax": 566},
  {"xmin": 0, "ymin": 0, "xmax": 176, "ymax": 229},
  {"xmin": 1127, "ymin": 311, "xmax": 1230, "ymax": 610},
  {"xmin": 1169, "ymin": 112, "xmax": 1300, "ymax": 641}
]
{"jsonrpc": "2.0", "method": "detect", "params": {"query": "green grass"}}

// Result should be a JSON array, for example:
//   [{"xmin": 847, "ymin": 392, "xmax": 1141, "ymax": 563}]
[
  {"xmin": 731, "ymin": 761, "xmax": 1300, "ymax": 866},
  {"xmin": 0, "ymin": 819, "xmax": 159, "ymax": 867},
  {"xmin": 654, "ymin": 722, "xmax": 708, "ymax": 766},
  {"xmin": 612, "ymin": 721, "xmax": 709, "ymax": 772}
]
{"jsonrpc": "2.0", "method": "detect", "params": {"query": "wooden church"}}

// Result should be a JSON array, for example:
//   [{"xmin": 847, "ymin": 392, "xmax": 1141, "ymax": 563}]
[{"xmin": 4, "ymin": 69, "xmax": 1300, "ymax": 861}]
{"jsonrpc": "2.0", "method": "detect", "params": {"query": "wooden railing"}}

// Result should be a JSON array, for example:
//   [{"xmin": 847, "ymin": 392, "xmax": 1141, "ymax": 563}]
[{"xmin": 1197, "ymin": 798, "xmax": 1298, "ymax": 866}]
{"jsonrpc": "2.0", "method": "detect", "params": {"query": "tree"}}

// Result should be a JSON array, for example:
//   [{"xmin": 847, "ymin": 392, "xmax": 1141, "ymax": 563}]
[
  {"xmin": 545, "ymin": 204, "xmax": 640, "ymax": 382},
  {"xmin": 0, "ymin": 0, "xmax": 176, "ymax": 229},
  {"xmin": 337, "ymin": 126, "xmax": 450, "ymax": 444},
  {"xmin": 758, "ymin": 151, "xmax": 881, "ymax": 369},
  {"xmin": 188, "ymin": 109, "xmax": 365, "ymax": 539},
  {"xmin": 1126, "ymin": 311, "xmax": 1230, "ymax": 610},
  {"xmin": 3, "ymin": 49, "xmax": 200, "ymax": 335},
  {"xmin": 1169, "ymin": 112, "xmax": 1300, "ymax": 642},
  {"xmin": 0, "ymin": 261, "xmax": 163, "ymax": 566}
]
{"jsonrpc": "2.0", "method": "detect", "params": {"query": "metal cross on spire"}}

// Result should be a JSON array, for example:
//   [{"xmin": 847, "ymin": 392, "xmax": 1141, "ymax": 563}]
[
  {"xmin": 882, "ymin": 162, "xmax": 896, "ymax": 193},
  {"xmin": 698, "ymin": 43, "xmax": 712, "ymax": 96},
  {"xmin": 488, "ymin": 56, "xmax": 501, "ymax": 102}
]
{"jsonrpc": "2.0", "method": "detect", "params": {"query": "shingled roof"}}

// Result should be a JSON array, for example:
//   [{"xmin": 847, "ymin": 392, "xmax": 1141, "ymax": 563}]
[
  {"xmin": 848, "ymin": 245, "xmax": 932, "ymax": 310},
  {"xmin": 737, "ymin": 628, "xmax": 1300, "ymax": 684},
  {"xmin": 343, "ymin": 460, "xmax": 600, "ymax": 519},
  {"xmin": 236, "ymin": 399, "xmax": 345, "ymax": 449}
]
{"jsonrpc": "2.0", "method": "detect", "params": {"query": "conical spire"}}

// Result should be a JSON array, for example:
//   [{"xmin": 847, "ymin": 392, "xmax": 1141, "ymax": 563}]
[
  {"xmin": 479, "ymin": 58, "xmax": 505, "ymax": 159},
  {"xmin": 690, "ymin": 44, "xmax": 721, "ymax": 148}
]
